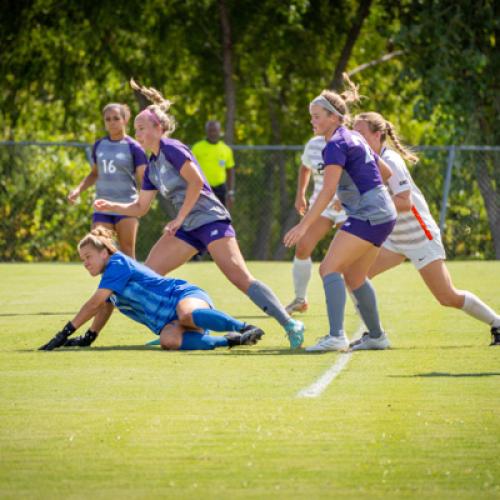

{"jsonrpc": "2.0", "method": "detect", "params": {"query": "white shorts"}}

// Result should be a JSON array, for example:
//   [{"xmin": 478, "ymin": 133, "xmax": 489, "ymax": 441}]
[{"xmin": 383, "ymin": 233, "xmax": 446, "ymax": 270}]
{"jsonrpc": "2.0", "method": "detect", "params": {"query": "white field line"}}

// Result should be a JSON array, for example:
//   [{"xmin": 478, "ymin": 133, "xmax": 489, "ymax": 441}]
[{"xmin": 296, "ymin": 352, "xmax": 352, "ymax": 398}]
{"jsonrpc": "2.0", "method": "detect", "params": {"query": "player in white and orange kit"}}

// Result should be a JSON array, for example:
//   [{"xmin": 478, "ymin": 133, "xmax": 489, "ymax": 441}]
[{"xmin": 353, "ymin": 112, "xmax": 500, "ymax": 346}]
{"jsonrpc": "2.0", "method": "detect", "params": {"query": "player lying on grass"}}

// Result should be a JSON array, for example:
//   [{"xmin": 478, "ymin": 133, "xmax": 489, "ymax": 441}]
[
  {"xmin": 38, "ymin": 228, "xmax": 264, "ymax": 351},
  {"xmin": 352, "ymin": 112, "xmax": 500, "ymax": 347}
]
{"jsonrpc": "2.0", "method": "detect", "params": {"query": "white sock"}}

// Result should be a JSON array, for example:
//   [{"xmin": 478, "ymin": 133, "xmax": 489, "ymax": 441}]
[
  {"xmin": 292, "ymin": 257, "xmax": 312, "ymax": 300},
  {"xmin": 462, "ymin": 291, "xmax": 500, "ymax": 327}
]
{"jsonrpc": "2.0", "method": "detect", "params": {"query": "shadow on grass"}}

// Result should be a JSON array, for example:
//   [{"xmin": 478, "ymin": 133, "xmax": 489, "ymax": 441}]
[
  {"xmin": 23, "ymin": 346, "xmax": 318, "ymax": 355},
  {"xmin": 391, "ymin": 372, "xmax": 500, "ymax": 378},
  {"xmin": 1, "ymin": 311, "xmax": 76, "ymax": 317}
]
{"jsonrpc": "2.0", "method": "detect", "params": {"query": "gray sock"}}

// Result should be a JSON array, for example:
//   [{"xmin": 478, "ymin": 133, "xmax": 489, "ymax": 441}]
[
  {"xmin": 247, "ymin": 281, "xmax": 290, "ymax": 326},
  {"xmin": 352, "ymin": 280, "xmax": 383, "ymax": 338},
  {"xmin": 323, "ymin": 272, "xmax": 346, "ymax": 337}
]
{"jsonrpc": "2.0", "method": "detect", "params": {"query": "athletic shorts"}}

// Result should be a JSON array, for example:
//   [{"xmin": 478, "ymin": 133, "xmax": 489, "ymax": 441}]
[
  {"xmin": 175, "ymin": 220, "xmax": 236, "ymax": 253},
  {"xmin": 383, "ymin": 233, "xmax": 446, "ymax": 270},
  {"xmin": 340, "ymin": 217, "xmax": 396, "ymax": 247},
  {"xmin": 92, "ymin": 212, "xmax": 131, "ymax": 226},
  {"xmin": 177, "ymin": 287, "xmax": 214, "ymax": 309}
]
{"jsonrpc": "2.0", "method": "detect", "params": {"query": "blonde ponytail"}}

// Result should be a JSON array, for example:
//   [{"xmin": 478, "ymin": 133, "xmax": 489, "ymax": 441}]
[
  {"xmin": 130, "ymin": 78, "xmax": 176, "ymax": 135},
  {"xmin": 318, "ymin": 73, "xmax": 362, "ymax": 123},
  {"xmin": 385, "ymin": 121, "xmax": 419, "ymax": 164}
]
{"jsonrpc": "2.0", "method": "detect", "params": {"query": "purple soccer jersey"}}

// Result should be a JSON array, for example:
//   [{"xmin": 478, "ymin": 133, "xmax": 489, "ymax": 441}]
[
  {"xmin": 322, "ymin": 126, "xmax": 396, "ymax": 224},
  {"xmin": 142, "ymin": 138, "xmax": 230, "ymax": 231},
  {"xmin": 92, "ymin": 136, "xmax": 147, "ymax": 214}
]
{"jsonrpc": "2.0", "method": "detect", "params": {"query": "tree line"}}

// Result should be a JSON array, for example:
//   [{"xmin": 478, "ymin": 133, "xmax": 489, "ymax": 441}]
[{"xmin": 1, "ymin": 0, "xmax": 498, "ymax": 259}]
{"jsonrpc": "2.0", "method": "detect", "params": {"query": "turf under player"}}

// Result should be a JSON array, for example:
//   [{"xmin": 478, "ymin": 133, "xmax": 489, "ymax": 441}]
[
  {"xmin": 352, "ymin": 112, "xmax": 500, "ymax": 346},
  {"xmin": 38, "ymin": 228, "xmax": 264, "ymax": 351},
  {"xmin": 284, "ymin": 74, "xmax": 397, "ymax": 352},
  {"xmin": 285, "ymin": 135, "xmax": 347, "ymax": 315},
  {"xmin": 94, "ymin": 79, "xmax": 304, "ymax": 349},
  {"xmin": 68, "ymin": 103, "xmax": 147, "ymax": 258}
]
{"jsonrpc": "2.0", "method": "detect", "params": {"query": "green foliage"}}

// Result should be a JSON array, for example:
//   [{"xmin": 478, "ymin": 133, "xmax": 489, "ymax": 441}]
[
  {"xmin": 0, "ymin": 145, "xmax": 92, "ymax": 261},
  {"xmin": 0, "ymin": 0, "xmax": 498, "ymax": 261}
]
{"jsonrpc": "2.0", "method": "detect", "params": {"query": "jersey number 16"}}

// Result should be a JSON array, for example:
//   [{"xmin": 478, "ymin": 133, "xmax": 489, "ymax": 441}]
[{"xmin": 102, "ymin": 159, "xmax": 117, "ymax": 174}]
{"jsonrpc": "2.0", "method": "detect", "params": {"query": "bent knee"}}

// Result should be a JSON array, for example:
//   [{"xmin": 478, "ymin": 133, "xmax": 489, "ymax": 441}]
[
  {"xmin": 160, "ymin": 340, "xmax": 179, "ymax": 351},
  {"xmin": 435, "ymin": 292, "xmax": 463, "ymax": 308}
]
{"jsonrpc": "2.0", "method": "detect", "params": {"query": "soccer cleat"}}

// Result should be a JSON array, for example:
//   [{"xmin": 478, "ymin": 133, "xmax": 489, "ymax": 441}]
[
  {"xmin": 226, "ymin": 325, "xmax": 264, "ymax": 347},
  {"xmin": 349, "ymin": 331, "xmax": 370, "ymax": 348},
  {"xmin": 350, "ymin": 332, "xmax": 390, "ymax": 351},
  {"xmin": 490, "ymin": 326, "xmax": 500, "ymax": 346},
  {"xmin": 284, "ymin": 319, "xmax": 305, "ymax": 349},
  {"xmin": 305, "ymin": 334, "xmax": 349, "ymax": 352},
  {"xmin": 285, "ymin": 297, "xmax": 309, "ymax": 315}
]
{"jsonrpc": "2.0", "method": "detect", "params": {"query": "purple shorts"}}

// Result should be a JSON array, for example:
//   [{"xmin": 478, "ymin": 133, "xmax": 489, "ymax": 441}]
[
  {"xmin": 340, "ymin": 217, "xmax": 396, "ymax": 247},
  {"xmin": 92, "ymin": 212, "xmax": 130, "ymax": 226},
  {"xmin": 175, "ymin": 220, "xmax": 236, "ymax": 252}
]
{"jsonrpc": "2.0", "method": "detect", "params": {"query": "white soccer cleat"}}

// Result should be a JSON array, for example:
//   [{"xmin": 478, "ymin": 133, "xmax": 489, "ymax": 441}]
[
  {"xmin": 285, "ymin": 297, "xmax": 309, "ymax": 315},
  {"xmin": 350, "ymin": 332, "xmax": 390, "ymax": 351},
  {"xmin": 305, "ymin": 334, "xmax": 349, "ymax": 352}
]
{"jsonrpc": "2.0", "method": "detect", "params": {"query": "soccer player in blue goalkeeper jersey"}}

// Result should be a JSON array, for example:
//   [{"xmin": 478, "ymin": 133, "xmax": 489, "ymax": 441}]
[
  {"xmin": 68, "ymin": 103, "xmax": 148, "ymax": 259},
  {"xmin": 38, "ymin": 228, "xmax": 264, "ymax": 351}
]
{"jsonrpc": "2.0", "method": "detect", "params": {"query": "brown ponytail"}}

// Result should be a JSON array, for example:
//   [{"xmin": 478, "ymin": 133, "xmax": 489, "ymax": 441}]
[{"xmin": 354, "ymin": 112, "xmax": 418, "ymax": 164}]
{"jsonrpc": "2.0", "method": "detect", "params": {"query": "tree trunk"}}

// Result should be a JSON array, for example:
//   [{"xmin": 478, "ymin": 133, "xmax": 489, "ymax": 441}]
[
  {"xmin": 475, "ymin": 155, "xmax": 500, "ymax": 259},
  {"xmin": 218, "ymin": 0, "xmax": 236, "ymax": 145},
  {"xmin": 329, "ymin": 0, "xmax": 373, "ymax": 90}
]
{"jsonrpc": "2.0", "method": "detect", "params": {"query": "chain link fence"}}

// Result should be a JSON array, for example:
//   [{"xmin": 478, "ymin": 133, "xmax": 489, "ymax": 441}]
[{"xmin": 0, "ymin": 142, "xmax": 498, "ymax": 262}]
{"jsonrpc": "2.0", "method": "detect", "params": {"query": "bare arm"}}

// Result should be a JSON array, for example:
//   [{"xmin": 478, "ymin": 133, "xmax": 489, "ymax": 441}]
[
  {"xmin": 377, "ymin": 158, "xmax": 393, "ymax": 183},
  {"xmin": 70, "ymin": 288, "xmax": 113, "ymax": 330},
  {"xmin": 94, "ymin": 189, "xmax": 157, "ymax": 217},
  {"xmin": 68, "ymin": 164, "xmax": 98, "ymax": 203},
  {"xmin": 392, "ymin": 189, "xmax": 412, "ymax": 212},
  {"xmin": 135, "ymin": 164, "xmax": 146, "ymax": 189},
  {"xmin": 164, "ymin": 160, "xmax": 204, "ymax": 235},
  {"xmin": 295, "ymin": 165, "xmax": 312, "ymax": 216},
  {"xmin": 284, "ymin": 165, "xmax": 341, "ymax": 247},
  {"xmin": 88, "ymin": 301, "xmax": 115, "ymax": 333}
]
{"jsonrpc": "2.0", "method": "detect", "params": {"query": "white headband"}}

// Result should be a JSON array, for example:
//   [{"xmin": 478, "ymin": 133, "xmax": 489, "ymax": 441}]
[{"xmin": 309, "ymin": 95, "xmax": 344, "ymax": 118}]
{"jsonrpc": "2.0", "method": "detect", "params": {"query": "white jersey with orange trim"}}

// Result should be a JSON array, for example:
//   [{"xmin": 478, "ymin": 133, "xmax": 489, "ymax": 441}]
[
  {"xmin": 382, "ymin": 147, "xmax": 440, "ymax": 251},
  {"xmin": 301, "ymin": 136, "xmax": 346, "ymax": 223}
]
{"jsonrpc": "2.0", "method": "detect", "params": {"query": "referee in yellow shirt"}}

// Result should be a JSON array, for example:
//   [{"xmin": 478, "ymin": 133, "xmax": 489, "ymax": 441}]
[{"xmin": 192, "ymin": 120, "xmax": 236, "ymax": 209}]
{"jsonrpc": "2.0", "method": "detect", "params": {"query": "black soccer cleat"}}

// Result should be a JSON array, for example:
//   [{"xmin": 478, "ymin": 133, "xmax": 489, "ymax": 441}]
[
  {"xmin": 225, "ymin": 325, "xmax": 265, "ymax": 348},
  {"xmin": 490, "ymin": 326, "xmax": 500, "ymax": 346}
]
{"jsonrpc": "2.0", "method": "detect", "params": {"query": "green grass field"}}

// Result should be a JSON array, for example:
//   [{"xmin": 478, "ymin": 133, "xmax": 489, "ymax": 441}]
[{"xmin": 1, "ymin": 261, "xmax": 499, "ymax": 499}]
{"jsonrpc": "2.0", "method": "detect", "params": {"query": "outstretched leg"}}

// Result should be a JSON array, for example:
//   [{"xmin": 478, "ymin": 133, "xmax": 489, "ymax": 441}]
[{"xmin": 208, "ymin": 237, "xmax": 304, "ymax": 348}]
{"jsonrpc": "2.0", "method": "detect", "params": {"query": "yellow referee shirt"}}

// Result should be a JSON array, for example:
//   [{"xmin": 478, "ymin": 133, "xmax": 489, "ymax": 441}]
[{"xmin": 191, "ymin": 140, "xmax": 235, "ymax": 187}]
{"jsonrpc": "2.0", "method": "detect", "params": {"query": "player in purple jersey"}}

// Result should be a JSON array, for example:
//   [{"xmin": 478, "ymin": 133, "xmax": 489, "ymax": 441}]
[
  {"xmin": 94, "ymin": 79, "xmax": 305, "ymax": 349},
  {"xmin": 68, "ymin": 103, "xmax": 147, "ymax": 258},
  {"xmin": 284, "ymin": 74, "xmax": 396, "ymax": 352},
  {"xmin": 38, "ymin": 228, "xmax": 264, "ymax": 351}
]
